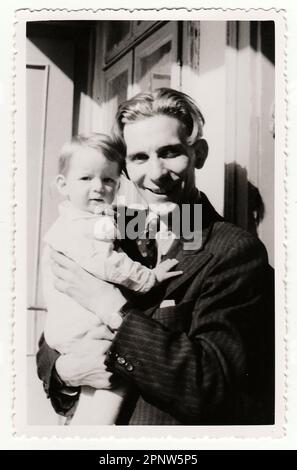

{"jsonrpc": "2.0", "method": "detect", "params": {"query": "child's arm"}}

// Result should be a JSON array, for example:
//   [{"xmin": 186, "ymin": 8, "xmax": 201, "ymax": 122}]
[
  {"xmin": 75, "ymin": 215, "xmax": 183, "ymax": 293},
  {"xmin": 82, "ymin": 248, "xmax": 182, "ymax": 293}
]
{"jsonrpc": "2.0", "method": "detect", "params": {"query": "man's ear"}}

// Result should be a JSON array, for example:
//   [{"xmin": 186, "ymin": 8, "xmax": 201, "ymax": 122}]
[
  {"xmin": 193, "ymin": 138, "xmax": 209, "ymax": 169},
  {"xmin": 55, "ymin": 174, "xmax": 68, "ymax": 196}
]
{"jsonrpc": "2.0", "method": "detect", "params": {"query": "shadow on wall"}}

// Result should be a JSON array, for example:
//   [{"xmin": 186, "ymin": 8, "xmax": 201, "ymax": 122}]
[{"xmin": 224, "ymin": 162, "xmax": 265, "ymax": 238}]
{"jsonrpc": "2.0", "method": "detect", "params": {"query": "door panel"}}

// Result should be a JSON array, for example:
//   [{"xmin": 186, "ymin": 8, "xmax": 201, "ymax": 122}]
[
  {"xmin": 103, "ymin": 51, "xmax": 133, "ymax": 133},
  {"xmin": 26, "ymin": 64, "xmax": 49, "ymax": 307},
  {"xmin": 134, "ymin": 22, "xmax": 179, "ymax": 93}
]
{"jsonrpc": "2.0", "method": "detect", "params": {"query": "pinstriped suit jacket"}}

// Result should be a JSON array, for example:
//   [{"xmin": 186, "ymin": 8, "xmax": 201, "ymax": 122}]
[{"xmin": 36, "ymin": 193, "xmax": 274, "ymax": 425}]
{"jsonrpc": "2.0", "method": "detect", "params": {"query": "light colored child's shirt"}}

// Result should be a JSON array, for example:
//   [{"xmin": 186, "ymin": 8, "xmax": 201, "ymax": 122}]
[
  {"xmin": 42, "ymin": 201, "xmax": 155, "ymax": 353},
  {"xmin": 45, "ymin": 201, "xmax": 156, "ymax": 292}
]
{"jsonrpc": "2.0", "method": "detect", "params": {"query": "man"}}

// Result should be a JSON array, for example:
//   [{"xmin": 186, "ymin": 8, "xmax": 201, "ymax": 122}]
[{"xmin": 37, "ymin": 88, "xmax": 274, "ymax": 425}]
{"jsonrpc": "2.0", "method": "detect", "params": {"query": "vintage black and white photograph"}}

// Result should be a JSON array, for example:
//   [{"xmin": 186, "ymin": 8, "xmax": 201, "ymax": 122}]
[{"xmin": 14, "ymin": 9, "xmax": 286, "ymax": 437}]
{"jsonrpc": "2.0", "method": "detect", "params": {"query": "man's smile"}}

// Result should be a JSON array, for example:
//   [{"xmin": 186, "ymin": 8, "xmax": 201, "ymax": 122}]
[
  {"xmin": 144, "ymin": 180, "xmax": 181, "ymax": 196},
  {"xmin": 146, "ymin": 187, "xmax": 168, "ymax": 195}
]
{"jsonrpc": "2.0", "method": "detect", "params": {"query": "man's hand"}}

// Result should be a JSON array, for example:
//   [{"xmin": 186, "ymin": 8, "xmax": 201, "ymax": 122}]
[
  {"xmin": 50, "ymin": 249, "xmax": 122, "ymax": 329},
  {"xmin": 55, "ymin": 326, "xmax": 116, "ymax": 389}
]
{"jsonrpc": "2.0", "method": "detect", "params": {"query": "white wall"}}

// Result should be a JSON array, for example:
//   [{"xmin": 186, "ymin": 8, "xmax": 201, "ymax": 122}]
[
  {"xmin": 27, "ymin": 37, "xmax": 74, "ymax": 424},
  {"xmin": 182, "ymin": 21, "xmax": 227, "ymax": 216}
]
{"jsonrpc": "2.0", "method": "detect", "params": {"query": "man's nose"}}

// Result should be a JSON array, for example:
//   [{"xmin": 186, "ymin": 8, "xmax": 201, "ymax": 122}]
[{"xmin": 147, "ymin": 155, "xmax": 166, "ymax": 182}]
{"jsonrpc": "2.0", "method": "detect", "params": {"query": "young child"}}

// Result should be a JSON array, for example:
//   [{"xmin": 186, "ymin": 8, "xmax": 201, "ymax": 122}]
[{"xmin": 42, "ymin": 133, "xmax": 181, "ymax": 425}]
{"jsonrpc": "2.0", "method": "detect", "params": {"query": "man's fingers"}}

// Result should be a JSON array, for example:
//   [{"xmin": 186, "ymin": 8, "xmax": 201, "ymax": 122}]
[
  {"xmin": 86, "ymin": 325, "xmax": 115, "ymax": 341},
  {"xmin": 50, "ymin": 249, "xmax": 68, "ymax": 265},
  {"xmin": 51, "ymin": 261, "xmax": 72, "ymax": 282},
  {"xmin": 53, "ymin": 278, "xmax": 69, "ymax": 293},
  {"xmin": 87, "ymin": 378, "xmax": 113, "ymax": 390},
  {"xmin": 83, "ymin": 368, "xmax": 113, "ymax": 389},
  {"xmin": 50, "ymin": 249, "xmax": 76, "ymax": 270},
  {"xmin": 107, "ymin": 312, "xmax": 123, "ymax": 330},
  {"xmin": 99, "ymin": 339, "xmax": 113, "ymax": 354}
]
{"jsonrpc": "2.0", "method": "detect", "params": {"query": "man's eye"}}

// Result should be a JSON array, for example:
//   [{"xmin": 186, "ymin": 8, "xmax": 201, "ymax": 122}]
[
  {"xmin": 160, "ymin": 151, "xmax": 179, "ymax": 159},
  {"xmin": 80, "ymin": 176, "xmax": 92, "ymax": 181},
  {"xmin": 130, "ymin": 153, "xmax": 148, "ymax": 163}
]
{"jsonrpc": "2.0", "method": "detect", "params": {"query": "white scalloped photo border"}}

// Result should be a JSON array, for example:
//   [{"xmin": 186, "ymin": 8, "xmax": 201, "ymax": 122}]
[{"xmin": 12, "ymin": 6, "xmax": 287, "ymax": 440}]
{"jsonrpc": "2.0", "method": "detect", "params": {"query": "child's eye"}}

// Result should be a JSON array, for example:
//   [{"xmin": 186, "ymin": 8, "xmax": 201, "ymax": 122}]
[{"xmin": 103, "ymin": 177, "xmax": 115, "ymax": 184}]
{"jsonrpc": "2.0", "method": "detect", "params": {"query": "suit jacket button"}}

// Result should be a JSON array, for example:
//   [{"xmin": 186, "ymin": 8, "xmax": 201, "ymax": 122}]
[
  {"xmin": 117, "ymin": 356, "xmax": 126, "ymax": 365},
  {"xmin": 125, "ymin": 362, "xmax": 134, "ymax": 372}
]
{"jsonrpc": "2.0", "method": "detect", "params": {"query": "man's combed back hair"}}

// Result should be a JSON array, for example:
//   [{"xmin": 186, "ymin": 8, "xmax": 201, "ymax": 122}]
[
  {"xmin": 113, "ymin": 88, "xmax": 205, "ymax": 148},
  {"xmin": 58, "ymin": 133, "xmax": 125, "ymax": 176}
]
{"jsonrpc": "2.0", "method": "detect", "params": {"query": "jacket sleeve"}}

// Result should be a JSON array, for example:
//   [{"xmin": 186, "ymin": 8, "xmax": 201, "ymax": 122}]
[
  {"xmin": 36, "ymin": 334, "xmax": 80, "ymax": 416},
  {"xmin": 104, "ymin": 236, "xmax": 273, "ymax": 424}
]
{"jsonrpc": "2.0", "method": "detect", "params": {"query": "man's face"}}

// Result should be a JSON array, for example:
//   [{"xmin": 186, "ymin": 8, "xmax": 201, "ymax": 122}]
[{"xmin": 124, "ymin": 115, "xmax": 196, "ymax": 210}]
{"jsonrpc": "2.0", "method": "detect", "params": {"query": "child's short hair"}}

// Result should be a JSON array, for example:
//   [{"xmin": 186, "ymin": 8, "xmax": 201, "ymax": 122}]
[
  {"xmin": 113, "ymin": 87, "xmax": 205, "ymax": 148},
  {"xmin": 58, "ymin": 133, "xmax": 125, "ymax": 176}
]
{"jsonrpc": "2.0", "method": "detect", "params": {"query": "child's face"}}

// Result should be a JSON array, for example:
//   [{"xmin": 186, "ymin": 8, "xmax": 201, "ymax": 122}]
[{"xmin": 58, "ymin": 147, "xmax": 120, "ymax": 213}]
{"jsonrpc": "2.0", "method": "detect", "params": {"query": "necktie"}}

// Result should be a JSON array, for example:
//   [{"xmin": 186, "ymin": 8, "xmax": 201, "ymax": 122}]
[
  {"xmin": 136, "ymin": 237, "xmax": 158, "ymax": 269},
  {"xmin": 136, "ymin": 213, "xmax": 159, "ymax": 269}
]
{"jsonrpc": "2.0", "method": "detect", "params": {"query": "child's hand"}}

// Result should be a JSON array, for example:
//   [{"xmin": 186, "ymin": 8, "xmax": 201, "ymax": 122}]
[{"xmin": 153, "ymin": 259, "xmax": 183, "ymax": 283}]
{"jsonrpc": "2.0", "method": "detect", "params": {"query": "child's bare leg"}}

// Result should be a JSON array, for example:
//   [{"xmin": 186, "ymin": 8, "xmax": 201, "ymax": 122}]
[{"xmin": 69, "ymin": 385, "xmax": 127, "ymax": 425}]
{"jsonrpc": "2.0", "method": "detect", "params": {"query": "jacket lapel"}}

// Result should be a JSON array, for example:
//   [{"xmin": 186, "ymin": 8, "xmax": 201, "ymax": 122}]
[
  {"xmin": 118, "ymin": 191, "xmax": 222, "ymax": 304},
  {"xmin": 161, "ymin": 235, "xmax": 213, "ymax": 300},
  {"xmin": 160, "ymin": 192, "xmax": 222, "ymax": 300}
]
